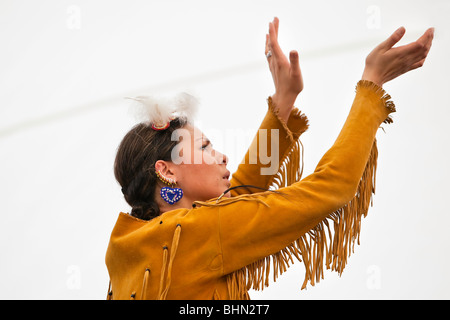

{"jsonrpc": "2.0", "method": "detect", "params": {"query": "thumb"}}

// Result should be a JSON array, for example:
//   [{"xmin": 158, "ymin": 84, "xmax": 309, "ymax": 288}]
[{"xmin": 379, "ymin": 26, "xmax": 406, "ymax": 51}]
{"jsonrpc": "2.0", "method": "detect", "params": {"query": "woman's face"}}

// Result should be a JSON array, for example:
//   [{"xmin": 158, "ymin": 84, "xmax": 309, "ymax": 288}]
[{"xmin": 168, "ymin": 124, "xmax": 231, "ymax": 201}]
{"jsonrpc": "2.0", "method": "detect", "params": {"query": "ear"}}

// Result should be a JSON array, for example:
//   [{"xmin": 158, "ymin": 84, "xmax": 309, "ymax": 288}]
[{"xmin": 154, "ymin": 160, "xmax": 177, "ymax": 181}]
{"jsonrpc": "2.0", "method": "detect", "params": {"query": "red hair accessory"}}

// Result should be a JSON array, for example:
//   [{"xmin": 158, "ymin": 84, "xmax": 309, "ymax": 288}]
[
  {"xmin": 151, "ymin": 116, "xmax": 175, "ymax": 131},
  {"xmin": 151, "ymin": 122, "xmax": 170, "ymax": 131}
]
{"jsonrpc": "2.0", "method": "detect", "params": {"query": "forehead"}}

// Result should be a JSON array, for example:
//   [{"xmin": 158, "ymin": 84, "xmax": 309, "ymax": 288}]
[
  {"xmin": 175, "ymin": 124, "xmax": 206, "ymax": 143},
  {"xmin": 191, "ymin": 125, "xmax": 205, "ymax": 139}
]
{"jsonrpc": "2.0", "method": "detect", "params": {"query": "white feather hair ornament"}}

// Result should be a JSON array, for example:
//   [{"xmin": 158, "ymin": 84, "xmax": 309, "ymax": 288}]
[{"xmin": 126, "ymin": 92, "xmax": 199, "ymax": 130}]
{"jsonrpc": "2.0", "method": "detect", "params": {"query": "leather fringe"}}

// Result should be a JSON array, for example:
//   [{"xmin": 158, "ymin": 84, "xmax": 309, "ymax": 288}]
[
  {"xmin": 226, "ymin": 139, "xmax": 379, "ymax": 300},
  {"xmin": 158, "ymin": 224, "xmax": 182, "ymax": 300},
  {"xmin": 219, "ymin": 80, "xmax": 392, "ymax": 299},
  {"xmin": 358, "ymin": 80, "xmax": 396, "ymax": 124},
  {"xmin": 269, "ymin": 138, "xmax": 304, "ymax": 189},
  {"xmin": 266, "ymin": 98, "xmax": 308, "ymax": 189}
]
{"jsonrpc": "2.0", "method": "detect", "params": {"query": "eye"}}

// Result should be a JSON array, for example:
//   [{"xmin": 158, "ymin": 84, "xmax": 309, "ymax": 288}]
[{"xmin": 201, "ymin": 141, "xmax": 212, "ymax": 150}]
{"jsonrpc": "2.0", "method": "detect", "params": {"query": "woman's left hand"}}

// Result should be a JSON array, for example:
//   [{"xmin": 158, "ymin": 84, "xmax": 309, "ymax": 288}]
[{"xmin": 266, "ymin": 17, "xmax": 304, "ymax": 123}]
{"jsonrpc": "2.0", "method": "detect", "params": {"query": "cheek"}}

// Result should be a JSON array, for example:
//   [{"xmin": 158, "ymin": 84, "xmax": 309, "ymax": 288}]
[
  {"xmin": 181, "ymin": 164, "xmax": 220, "ymax": 188},
  {"xmin": 180, "ymin": 164, "xmax": 209, "ymax": 184},
  {"xmin": 201, "ymin": 152, "xmax": 216, "ymax": 165}
]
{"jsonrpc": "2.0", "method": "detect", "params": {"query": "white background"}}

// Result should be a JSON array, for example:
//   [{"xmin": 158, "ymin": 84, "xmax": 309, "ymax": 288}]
[{"xmin": 0, "ymin": 0, "xmax": 449, "ymax": 299}]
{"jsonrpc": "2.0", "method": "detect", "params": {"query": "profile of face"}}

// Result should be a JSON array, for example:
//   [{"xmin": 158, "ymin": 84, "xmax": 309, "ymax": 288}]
[{"xmin": 155, "ymin": 124, "xmax": 231, "ymax": 205}]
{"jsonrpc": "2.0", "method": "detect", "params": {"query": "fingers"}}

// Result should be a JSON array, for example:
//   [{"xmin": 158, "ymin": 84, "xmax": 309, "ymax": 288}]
[
  {"xmin": 398, "ymin": 27, "xmax": 434, "ymax": 68},
  {"xmin": 289, "ymin": 50, "xmax": 301, "ymax": 76},
  {"xmin": 378, "ymin": 26, "xmax": 406, "ymax": 51},
  {"xmin": 410, "ymin": 29, "xmax": 434, "ymax": 70},
  {"xmin": 268, "ymin": 20, "xmax": 284, "ymax": 59},
  {"xmin": 417, "ymin": 27, "xmax": 435, "ymax": 53},
  {"xmin": 273, "ymin": 17, "xmax": 279, "ymax": 37}
]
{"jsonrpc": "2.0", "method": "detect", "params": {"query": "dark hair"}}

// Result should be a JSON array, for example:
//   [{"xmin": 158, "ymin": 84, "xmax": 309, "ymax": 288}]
[{"xmin": 114, "ymin": 118, "xmax": 187, "ymax": 220}]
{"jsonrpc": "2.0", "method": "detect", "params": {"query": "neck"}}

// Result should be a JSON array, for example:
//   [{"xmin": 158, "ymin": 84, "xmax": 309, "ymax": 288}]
[{"xmin": 157, "ymin": 196, "xmax": 194, "ymax": 214}]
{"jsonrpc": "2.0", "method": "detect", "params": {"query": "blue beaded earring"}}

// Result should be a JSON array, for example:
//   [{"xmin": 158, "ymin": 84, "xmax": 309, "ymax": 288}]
[{"xmin": 156, "ymin": 170, "xmax": 183, "ymax": 205}]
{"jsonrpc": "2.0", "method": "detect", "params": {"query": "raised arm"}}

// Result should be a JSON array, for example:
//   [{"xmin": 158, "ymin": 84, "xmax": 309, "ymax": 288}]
[
  {"xmin": 206, "ymin": 24, "xmax": 433, "ymax": 296},
  {"xmin": 230, "ymin": 17, "xmax": 308, "ymax": 196},
  {"xmin": 219, "ymin": 81, "xmax": 392, "ymax": 284}
]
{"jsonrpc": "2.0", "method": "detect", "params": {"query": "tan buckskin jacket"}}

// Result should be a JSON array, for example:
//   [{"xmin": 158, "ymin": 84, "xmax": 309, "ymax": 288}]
[{"xmin": 105, "ymin": 80, "xmax": 396, "ymax": 300}]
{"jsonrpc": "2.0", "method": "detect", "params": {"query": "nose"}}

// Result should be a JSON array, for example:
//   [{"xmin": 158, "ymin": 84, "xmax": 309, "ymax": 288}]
[
  {"xmin": 222, "ymin": 153, "xmax": 229, "ymax": 165},
  {"xmin": 213, "ymin": 150, "xmax": 228, "ymax": 165}
]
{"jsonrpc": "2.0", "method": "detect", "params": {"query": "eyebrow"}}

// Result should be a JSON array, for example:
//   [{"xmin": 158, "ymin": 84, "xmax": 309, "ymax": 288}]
[{"xmin": 196, "ymin": 137, "xmax": 210, "ymax": 142}]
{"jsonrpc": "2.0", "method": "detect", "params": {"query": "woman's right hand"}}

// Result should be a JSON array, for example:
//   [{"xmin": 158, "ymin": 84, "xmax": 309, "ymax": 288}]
[
  {"xmin": 361, "ymin": 27, "xmax": 434, "ymax": 87},
  {"xmin": 266, "ymin": 17, "xmax": 303, "ymax": 123}
]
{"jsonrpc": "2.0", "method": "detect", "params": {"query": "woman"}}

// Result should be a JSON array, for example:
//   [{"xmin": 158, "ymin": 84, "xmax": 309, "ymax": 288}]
[{"xmin": 105, "ymin": 18, "xmax": 434, "ymax": 300}]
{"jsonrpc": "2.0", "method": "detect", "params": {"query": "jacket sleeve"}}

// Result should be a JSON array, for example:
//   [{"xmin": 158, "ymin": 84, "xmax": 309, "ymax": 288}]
[
  {"xmin": 229, "ymin": 97, "xmax": 309, "ymax": 196},
  {"xmin": 211, "ymin": 80, "xmax": 395, "ymax": 294}
]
